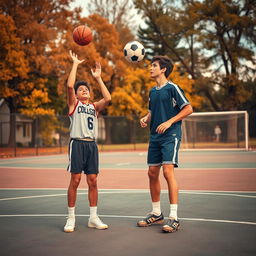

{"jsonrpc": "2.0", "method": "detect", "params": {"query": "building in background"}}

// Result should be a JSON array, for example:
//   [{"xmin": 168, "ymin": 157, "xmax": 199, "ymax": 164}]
[{"xmin": 0, "ymin": 99, "xmax": 32, "ymax": 146}]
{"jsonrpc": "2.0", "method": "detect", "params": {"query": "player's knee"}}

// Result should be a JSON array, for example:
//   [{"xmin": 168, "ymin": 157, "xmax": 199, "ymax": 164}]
[
  {"xmin": 71, "ymin": 177, "xmax": 81, "ymax": 188},
  {"xmin": 87, "ymin": 176, "xmax": 97, "ymax": 188},
  {"xmin": 163, "ymin": 166, "xmax": 174, "ymax": 179},
  {"xmin": 163, "ymin": 170, "xmax": 171, "ymax": 180},
  {"xmin": 148, "ymin": 169, "xmax": 159, "ymax": 180}
]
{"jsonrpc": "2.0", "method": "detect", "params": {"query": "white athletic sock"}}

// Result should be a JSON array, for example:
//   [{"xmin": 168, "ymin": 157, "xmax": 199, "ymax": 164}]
[
  {"xmin": 169, "ymin": 204, "xmax": 178, "ymax": 220},
  {"xmin": 68, "ymin": 207, "xmax": 75, "ymax": 218},
  {"xmin": 90, "ymin": 206, "xmax": 98, "ymax": 218},
  {"xmin": 152, "ymin": 201, "xmax": 161, "ymax": 215}
]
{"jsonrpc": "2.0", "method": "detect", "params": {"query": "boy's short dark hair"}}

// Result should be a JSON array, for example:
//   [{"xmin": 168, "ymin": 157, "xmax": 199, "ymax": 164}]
[
  {"xmin": 151, "ymin": 56, "xmax": 173, "ymax": 78},
  {"xmin": 74, "ymin": 81, "xmax": 90, "ymax": 94}
]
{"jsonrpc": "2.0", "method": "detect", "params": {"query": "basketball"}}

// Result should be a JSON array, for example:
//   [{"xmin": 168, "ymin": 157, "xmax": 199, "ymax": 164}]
[{"xmin": 73, "ymin": 25, "xmax": 93, "ymax": 46}]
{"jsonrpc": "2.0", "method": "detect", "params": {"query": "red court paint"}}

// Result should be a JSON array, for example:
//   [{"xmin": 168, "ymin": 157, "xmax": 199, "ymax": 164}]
[{"xmin": 0, "ymin": 167, "xmax": 255, "ymax": 191}]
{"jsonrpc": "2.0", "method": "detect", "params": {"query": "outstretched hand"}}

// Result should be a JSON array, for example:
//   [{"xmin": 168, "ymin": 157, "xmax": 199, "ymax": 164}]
[
  {"xmin": 69, "ymin": 50, "xmax": 85, "ymax": 65},
  {"xmin": 91, "ymin": 62, "xmax": 101, "ymax": 79}
]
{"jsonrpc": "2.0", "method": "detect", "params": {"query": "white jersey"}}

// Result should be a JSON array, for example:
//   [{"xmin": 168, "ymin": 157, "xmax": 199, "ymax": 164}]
[{"xmin": 69, "ymin": 101, "xmax": 98, "ymax": 140}]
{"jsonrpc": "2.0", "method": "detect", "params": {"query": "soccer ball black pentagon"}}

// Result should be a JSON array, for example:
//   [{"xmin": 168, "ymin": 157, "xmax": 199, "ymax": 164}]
[{"xmin": 123, "ymin": 41, "xmax": 145, "ymax": 63}]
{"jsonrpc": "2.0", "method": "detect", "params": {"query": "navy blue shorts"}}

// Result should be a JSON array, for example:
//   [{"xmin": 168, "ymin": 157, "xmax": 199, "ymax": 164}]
[
  {"xmin": 67, "ymin": 139, "xmax": 99, "ymax": 174},
  {"xmin": 147, "ymin": 137, "xmax": 181, "ymax": 167}
]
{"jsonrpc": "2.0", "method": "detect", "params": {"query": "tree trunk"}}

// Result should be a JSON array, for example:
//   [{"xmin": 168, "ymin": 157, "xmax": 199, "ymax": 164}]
[
  {"xmin": 6, "ymin": 97, "xmax": 17, "ymax": 148},
  {"xmin": 31, "ymin": 118, "xmax": 37, "ymax": 147},
  {"xmin": 8, "ymin": 113, "xmax": 16, "ymax": 148}
]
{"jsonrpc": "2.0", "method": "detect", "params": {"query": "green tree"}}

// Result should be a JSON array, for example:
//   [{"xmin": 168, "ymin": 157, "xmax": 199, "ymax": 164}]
[{"xmin": 134, "ymin": 0, "xmax": 256, "ymax": 111}]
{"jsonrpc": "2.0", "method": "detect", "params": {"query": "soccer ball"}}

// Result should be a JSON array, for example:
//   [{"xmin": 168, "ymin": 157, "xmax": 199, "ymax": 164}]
[{"xmin": 123, "ymin": 41, "xmax": 145, "ymax": 63}]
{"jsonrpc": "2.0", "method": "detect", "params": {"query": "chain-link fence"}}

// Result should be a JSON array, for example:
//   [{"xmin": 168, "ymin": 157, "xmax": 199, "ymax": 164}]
[
  {"xmin": 0, "ymin": 111, "xmax": 254, "ymax": 157},
  {"xmin": 0, "ymin": 113, "xmax": 149, "ymax": 157}
]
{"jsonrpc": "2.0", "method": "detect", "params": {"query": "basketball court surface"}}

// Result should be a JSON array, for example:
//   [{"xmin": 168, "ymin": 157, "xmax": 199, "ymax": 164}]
[{"xmin": 0, "ymin": 150, "xmax": 256, "ymax": 256}]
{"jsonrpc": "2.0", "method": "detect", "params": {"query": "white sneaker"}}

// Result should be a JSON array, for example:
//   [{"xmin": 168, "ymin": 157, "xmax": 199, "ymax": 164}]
[
  {"xmin": 88, "ymin": 216, "xmax": 108, "ymax": 230},
  {"xmin": 64, "ymin": 217, "xmax": 75, "ymax": 232}
]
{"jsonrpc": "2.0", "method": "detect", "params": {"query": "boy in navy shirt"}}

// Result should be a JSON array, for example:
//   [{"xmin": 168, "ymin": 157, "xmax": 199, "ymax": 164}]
[{"xmin": 137, "ymin": 56, "xmax": 193, "ymax": 233}]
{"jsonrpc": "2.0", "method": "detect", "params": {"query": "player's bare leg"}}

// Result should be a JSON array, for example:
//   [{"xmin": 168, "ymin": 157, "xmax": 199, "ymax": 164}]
[
  {"xmin": 87, "ymin": 174, "xmax": 108, "ymax": 230},
  {"xmin": 64, "ymin": 173, "xmax": 81, "ymax": 232},
  {"xmin": 137, "ymin": 165, "xmax": 164, "ymax": 227},
  {"xmin": 68, "ymin": 173, "xmax": 82, "ymax": 207},
  {"xmin": 86, "ymin": 174, "xmax": 98, "ymax": 207},
  {"xmin": 162, "ymin": 164, "xmax": 180, "ymax": 233},
  {"xmin": 148, "ymin": 165, "xmax": 161, "ymax": 203},
  {"xmin": 162, "ymin": 164, "xmax": 178, "ymax": 204}
]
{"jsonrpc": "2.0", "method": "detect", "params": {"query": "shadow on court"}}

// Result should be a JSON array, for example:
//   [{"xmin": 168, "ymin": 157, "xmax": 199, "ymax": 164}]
[{"xmin": 0, "ymin": 189, "xmax": 256, "ymax": 256}]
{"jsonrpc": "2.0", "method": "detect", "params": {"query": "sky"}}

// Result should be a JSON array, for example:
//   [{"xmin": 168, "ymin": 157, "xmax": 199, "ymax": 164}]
[
  {"xmin": 70, "ymin": 0, "xmax": 145, "ymax": 30},
  {"xmin": 70, "ymin": 0, "xmax": 90, "ymax": 17}
]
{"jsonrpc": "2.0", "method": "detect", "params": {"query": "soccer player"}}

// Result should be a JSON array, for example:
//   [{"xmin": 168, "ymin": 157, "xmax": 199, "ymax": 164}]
[
  {"xmin": 64, "ymin": 50, "xmax": 111, "ymax": 232},
  {"xmin": 137, "ymin": 56, "xmax": 193, "ymax": 233}
]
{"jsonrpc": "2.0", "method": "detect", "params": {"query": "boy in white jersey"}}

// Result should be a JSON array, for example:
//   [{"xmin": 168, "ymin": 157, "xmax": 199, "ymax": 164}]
[
  {"xmin": 64, "ymin": 50, "xmax": 111, "ymax": 232},
  {"xmin": 137, "ymin": 56, "xmax": 193, "ymax": 233}
]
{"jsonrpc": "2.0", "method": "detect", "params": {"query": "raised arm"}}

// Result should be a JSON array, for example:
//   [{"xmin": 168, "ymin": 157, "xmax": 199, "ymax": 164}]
[
  {"xmin": 67, "ymin": 50, "xmax": 85, "ymax": 111},
  {"xmin": 91, "ymin": 62, "xmax": 111, "ymax": 112}
]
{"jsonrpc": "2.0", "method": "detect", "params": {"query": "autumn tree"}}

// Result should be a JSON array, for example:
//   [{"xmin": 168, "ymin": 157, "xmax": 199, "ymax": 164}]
[
  {"xmin": 109, "ymin": 61, "xmax": 203, "ymax": 118},
  {"xmin": 108, "ymin": 63, "xmax": 154, "ymax": 118},
  {"xmin": 87, "ymin": 0, "xmax": 135, "ymax": 45},
  {"xmin": 134, "ymin": 0, "xmax": 256, "ymax": 111},
  {"xmin": 0, "ymin": 13, "xmax": 29, "ymax": 146},
  {"xmin": 0, "ymin": 0, "xmax": 75, "ymax": 146},
  {"xmin": 54, "ymin": 13, "xmax": 129, "ymax": 105},
  {"xmin": 0, "ymin": 0, "xmax": 131, "ymax": 146},
  {"xmin": 0, "ymin": 14, "xmax": 29, "ymax": 111}
]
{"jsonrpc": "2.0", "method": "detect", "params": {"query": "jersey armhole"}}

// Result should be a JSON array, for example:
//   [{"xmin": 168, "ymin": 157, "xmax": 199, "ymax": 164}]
[
  {"xmin": 92, "ymin": 103, "xmax": 99, "ymax": 118},
  {"xmin": 68, "ymin": 101, "xmax": 79, "ymax": 116}
]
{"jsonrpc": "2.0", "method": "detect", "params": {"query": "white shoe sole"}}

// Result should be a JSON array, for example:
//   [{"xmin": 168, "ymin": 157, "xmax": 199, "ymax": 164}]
[
  {"xmin": 88, "ymin": 223, "xmax": 108, "ymax": 230},
  {"xmin": 64, "ymin": 227, "xmax": 75, "ymax": 233}
]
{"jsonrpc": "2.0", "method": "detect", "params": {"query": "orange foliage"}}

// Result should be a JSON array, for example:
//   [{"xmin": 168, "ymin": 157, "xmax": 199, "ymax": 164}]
[
  {"xmin": 109, "ymin": 61, "xmax": 203, "ymax": 118},
  {"xmin": 52, "ymin": 14, "xmax": 128, "ymax": 103},
  {"xmin": 21, "ymin": 85, "xmax": 55, "ymax": 118},
  {"xmin": 0, "ymin": 1, "xmax": 202, "ymax": 120},
  {"xmin": 0, "ymin": 0, "xmax": 74, "ymax": 116},
  {"xmin": 0, "ymin": 14, "xmax": 29, "ymax": 82}
]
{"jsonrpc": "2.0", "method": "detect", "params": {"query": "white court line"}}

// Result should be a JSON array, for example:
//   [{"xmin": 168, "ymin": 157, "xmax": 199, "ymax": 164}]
[
  {"xmin": 0, "ymin": 188, "xmax": 256, "ymax": 193},
  {"xmin": 180, "ymin": 191, "xmax": 256, "ymax": 198},
  {"xmin": 116, "ymin": 163, "xmax": 130, "ymax": 166},
  {"xmin": 0, "ymin": 166, "xmax": 65, "ymax": 170},
  {"xmin": 0, "ymin": 214, "xmax": 255, "ymax": 226},
  {"xmin": 0, "ymin": 190, "xmax": 256, "ymax": 201},
  {"xmin": 0, "ymin": 155, "xmax": 67, "ymax": 164},
  {"xmin": 1, "ymin": 166, "xmax": 256, "ymax": 170}
]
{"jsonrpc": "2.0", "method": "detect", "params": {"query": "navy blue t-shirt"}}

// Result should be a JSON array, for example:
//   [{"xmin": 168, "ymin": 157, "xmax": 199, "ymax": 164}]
[{"xmin": 149, "ymin": 81, "xmax": 190, "ymax": 141}]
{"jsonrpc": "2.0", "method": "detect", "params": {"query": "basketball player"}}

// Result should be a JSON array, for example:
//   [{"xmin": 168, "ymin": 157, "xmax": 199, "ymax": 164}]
[
  {"xmin": 137, "ymin": 56, "xmax": 193, "ymax": 233},
  {"xmin": 64, "ymin": 50, "xmax": 111, "ymax": 232}
]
